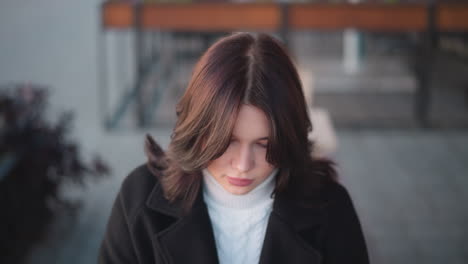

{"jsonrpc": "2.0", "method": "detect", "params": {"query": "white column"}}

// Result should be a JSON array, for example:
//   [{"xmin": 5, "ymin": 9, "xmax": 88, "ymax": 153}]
[{"xmin": 343, "ymin": 0, "xmax": 361, "ymax": 74}]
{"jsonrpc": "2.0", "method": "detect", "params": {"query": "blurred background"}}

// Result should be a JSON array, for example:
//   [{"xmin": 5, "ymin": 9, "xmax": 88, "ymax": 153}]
[{"xmin": 1, "ymin": 0, "xmax": 468, "ymax": 263}]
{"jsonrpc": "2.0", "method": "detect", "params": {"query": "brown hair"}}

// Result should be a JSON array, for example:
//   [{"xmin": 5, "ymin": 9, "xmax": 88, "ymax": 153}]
[{"xmin": 145, "ymin": 32, "xmax": 336, "ymax": 211}]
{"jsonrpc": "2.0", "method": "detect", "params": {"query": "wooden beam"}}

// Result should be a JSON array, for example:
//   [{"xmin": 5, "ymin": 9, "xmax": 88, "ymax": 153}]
[
  {"xmin": 141, "ymin": 3, "xmax": 280, "ymax": 31},
  {"xmin": 437, "ymin": 3, "xmax": 468, "ymax": 31},
  {"xmin": 101, "ymin": 2, "xmax": 468, "ymax": 32},
  {"xmin": 289, "ymin": 3, "xmax": 427, "ymax": 31},
  {"xmin": 101, "ymin": 2, "xmax": 134, "ymax": 29},
  {"xmin": 101, "ymin": 3, "xmax": 280, "ymax": 31}
]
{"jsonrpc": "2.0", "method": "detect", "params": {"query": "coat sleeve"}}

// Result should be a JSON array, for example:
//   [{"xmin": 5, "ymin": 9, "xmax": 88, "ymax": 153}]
[
  {"xmin": 98, "ymin": 190, "xmax": 139, "ymax": 264},
  {"xmin": 322, "ymin": 183, "xmax": 370, "ymax": 264}
]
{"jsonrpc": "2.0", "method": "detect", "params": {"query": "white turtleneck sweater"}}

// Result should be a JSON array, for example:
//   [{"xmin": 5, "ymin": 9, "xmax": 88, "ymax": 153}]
[{"xmin": 202, "ymin": 169, "xmax": 278, "ymax": 264}]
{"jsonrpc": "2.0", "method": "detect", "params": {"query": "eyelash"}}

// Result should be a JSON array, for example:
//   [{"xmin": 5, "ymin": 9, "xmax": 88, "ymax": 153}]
[{"xmin": 229, "ymin": 139, "xmax": 267, "ymax": 148}]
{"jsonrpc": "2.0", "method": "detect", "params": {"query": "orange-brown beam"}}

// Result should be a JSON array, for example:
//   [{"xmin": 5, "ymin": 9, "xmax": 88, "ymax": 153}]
[
  {"xmin": 437, "ymin": 3, "xmax": 468, "ymax": 31},
  {"xmin": 101, "ymin": 2, "xmax": 468, "ymax": 32},
  {"xmin": 102, "ymin": 2, "xmax": 134, "ymax": 29},
  {"xmin": 141, "ymin": 3, "xmax": 279, "ymax": 31},
  {"xmin": 289, "ymin": 4, "xmax": 427, "ymax": 31},
  {"xmin": 101, "ymin": 2, "xmax": 280, "ymax": 31}
]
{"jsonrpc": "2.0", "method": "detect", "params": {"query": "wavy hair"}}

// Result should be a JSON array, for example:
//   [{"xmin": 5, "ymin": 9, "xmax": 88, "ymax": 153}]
[{"xmin": 145, "ymin": 32, "xmax": 336, "ymax": 211}]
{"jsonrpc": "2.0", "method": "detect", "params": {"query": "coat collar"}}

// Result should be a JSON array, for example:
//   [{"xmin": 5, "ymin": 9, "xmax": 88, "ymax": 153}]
[{"xmin": 145, "ymin": 174, "xmax": 326, "ymax": 264}]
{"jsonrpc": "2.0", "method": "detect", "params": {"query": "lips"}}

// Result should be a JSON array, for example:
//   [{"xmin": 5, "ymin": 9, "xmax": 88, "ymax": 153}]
[{"xmin": 227, "ymin": 176, "xmax": 254, "ymax": 187}]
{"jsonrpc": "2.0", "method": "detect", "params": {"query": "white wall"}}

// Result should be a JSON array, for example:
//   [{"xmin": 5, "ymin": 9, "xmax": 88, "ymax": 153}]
[{"xmin": 0, "ymin": 0, "xmax": 103, "ymax": 149}]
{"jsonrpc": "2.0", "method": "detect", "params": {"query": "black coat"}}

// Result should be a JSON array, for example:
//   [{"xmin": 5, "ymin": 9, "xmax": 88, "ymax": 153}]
[{"xmin": 98, "ymin": 164, "xmax": 369, "ymax": 264}]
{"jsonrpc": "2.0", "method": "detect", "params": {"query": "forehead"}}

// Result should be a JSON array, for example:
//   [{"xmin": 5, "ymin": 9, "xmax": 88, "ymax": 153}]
[{"xmin": 231, "ymin": 105, "xmax": 270, "ymax": 140}]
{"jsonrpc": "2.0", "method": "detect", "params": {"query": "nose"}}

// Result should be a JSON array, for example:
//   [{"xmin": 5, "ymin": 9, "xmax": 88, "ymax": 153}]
[{"xmin": 232, "ymin": 145, "xmax": 254, "ymax": 173}]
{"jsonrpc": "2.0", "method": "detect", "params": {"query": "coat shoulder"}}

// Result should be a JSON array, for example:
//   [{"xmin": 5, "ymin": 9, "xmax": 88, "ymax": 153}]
[
  {"xmin": 323, "ymin": 180, "xmax": 353, "ymax": 204},
  {"xmin": 319, "ymin": 180, "xmax": 369, "ymax": 263},
  {"xmin": 291, "ymin": 175, "xmax": 354, "ymax": 210},
  {"xmin": 118, "ymin": 163, "xmax": 159, "ymax": 221},
  {"xmin": 100, "ymin": 163, "xmax": 167, "ymax": 263}
]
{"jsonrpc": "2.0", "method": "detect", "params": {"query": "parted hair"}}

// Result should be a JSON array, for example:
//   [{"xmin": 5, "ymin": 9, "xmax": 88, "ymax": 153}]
[{"xmin": 145, "ymin": 32, "xmax": 336, "ymax": 211}]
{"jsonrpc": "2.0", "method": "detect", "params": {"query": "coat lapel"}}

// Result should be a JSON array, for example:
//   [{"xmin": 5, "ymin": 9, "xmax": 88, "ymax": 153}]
[
  {"xmin": 146, "ymin": 175, "xmax": 327, "ymax": 264},
  {"xmin": 146, "ymin": 180, "xmax": 219, "ymax": 264},
  {"xmin": 154, "ymin": 205, "xmax": 219, "ymax": 264},
  {"xmin": 258, "ymin": 192, "xmax": 326, "ymax": 264}
]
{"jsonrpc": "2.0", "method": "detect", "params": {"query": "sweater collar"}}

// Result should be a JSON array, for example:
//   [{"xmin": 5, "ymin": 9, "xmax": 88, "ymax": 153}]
[
  {"xmin": 145, "ymin": 167, "xmax": 327, "ymax": 230},
  {"xmin": 201, "ymin": 168, "xmax": 278, "ymax": 210}
]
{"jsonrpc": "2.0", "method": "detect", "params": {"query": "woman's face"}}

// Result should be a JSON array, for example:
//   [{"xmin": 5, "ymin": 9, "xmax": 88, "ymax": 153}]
[{"xmin": 206, "ymin": 104, "xmax": 276, "ymax": 195}]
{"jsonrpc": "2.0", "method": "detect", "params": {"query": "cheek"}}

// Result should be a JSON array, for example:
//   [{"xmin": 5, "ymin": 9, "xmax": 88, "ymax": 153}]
[
  {"xmin": 254, "ymin": 149, "xmax": 270, "ymax": 165},
  {"xmin": 253, "ymin": 153, "xmax": 274, "ymax": 173},
  {"xmin": 211, "ymin": 146, "xmax": 236, "ymax": 166},
  {"xmin": 207, "ymin": 153, "xmax": 230, "ymax": 173}
]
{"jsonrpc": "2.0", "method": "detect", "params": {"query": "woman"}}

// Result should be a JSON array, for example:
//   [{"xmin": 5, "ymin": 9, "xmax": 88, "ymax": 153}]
[{"xmin": 99, "ymin": 32, "xmax": 369, "ymax": 264}]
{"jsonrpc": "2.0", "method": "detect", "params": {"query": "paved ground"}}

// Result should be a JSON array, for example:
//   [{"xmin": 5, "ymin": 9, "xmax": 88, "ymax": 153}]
[
  {"xmin": 336, "ymin": 129, "xmax": 468, "ymax": 264},
  {"xmin": 25, "ymin": 129, "xmax": 468, "ymax": 264}
]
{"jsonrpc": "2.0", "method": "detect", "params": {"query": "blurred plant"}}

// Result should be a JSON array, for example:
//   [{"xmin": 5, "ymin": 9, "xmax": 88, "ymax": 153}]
[{"xmin": 0, "ymin": 83, "xmax": 110, "ymax": 264}]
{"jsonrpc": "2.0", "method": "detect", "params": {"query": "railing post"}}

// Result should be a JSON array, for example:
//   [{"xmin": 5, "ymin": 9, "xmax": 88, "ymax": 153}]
[
  {"xmin": 279, "ymin": 3, "xmax": 290, "ymax": 49},
  {"xmin": 134, "ymin": 3, "xmax": 147, "ymax": 128},
  {"xmin": 415, "ymin": 1, "xmax": 436, "ymax": 128}
]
